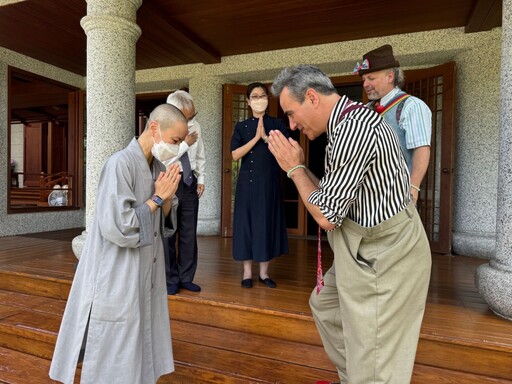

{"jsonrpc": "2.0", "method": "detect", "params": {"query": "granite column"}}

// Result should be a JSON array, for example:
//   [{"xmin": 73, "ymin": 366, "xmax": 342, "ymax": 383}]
[
  {"xmin": 476, "ymin": 0, "xmax": 512, "ymax": 320},
  {"xmin": 72, "ymin": 0, "xmax": 142, "ymax": 258}
]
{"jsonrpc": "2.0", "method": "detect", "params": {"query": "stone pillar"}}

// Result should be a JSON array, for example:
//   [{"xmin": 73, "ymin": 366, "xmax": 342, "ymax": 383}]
[
  {"xmin": 476, "ymin": 0, "xmax": 512, "ymax": 320},
  {"xmin": 188, "ymin": 75, "xmax": 226, "ymax": 235},
  {"xmin": 72, "ymin": 0, "xmax": 142, "ymax": 258}
]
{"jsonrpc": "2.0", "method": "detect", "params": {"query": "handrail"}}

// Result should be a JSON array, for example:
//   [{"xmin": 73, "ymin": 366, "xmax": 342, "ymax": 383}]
[{"xmin": 9, "ymin": 171, "xmax": 73, "ymax": 207}]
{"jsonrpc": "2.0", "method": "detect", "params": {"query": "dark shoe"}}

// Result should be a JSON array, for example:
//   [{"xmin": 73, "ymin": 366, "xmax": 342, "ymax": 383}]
[
  {"xmin": 241, "ymin": 278, "xmax": 253, "ymax": 288},
  {"xmin": 180, "ymin": 282, "xmax": 201, "ymax": 292},
  {"xmin": 167, "ymin": 283, "xmax": 179, "ymax": 295},
  {"xmin": 259, "ymin": 276, "xmax": 276, "ymax": 288}
]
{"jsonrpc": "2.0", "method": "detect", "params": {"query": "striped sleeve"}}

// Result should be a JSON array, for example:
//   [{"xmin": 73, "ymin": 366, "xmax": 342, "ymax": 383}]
[
  {"xmin": 308, "ymin": 97, "xmax": 410, "ymax": 228},
  {"xmin": 308, "ymin": 105, "xmax": 378, "ymax": 227}
]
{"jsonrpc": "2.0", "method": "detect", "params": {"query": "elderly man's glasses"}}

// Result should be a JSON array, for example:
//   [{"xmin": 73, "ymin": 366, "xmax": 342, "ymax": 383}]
[{"xmin": 250, "ymin": 94, "xmax": 268, "ymax": 100}]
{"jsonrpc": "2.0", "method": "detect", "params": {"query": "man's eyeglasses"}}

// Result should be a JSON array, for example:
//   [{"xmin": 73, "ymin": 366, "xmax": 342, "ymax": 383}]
[{"xmin": 249, "ymin": 94, "xmax": 268, "ymax": 100}]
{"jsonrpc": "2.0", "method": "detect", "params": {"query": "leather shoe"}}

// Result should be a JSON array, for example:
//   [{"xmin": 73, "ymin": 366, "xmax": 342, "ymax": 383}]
[
  {"xmin": 241, "ymin": 278, "xmax": 253, "ymax": 288},
  {"xmin": 167, "ymin": 283, "xmax": 179, "ymax": 295},
  {"xmin": 180, "ymin": 282, "xmax": 201, "ymax": 292},
  {"xmin": 259, "ymin": 276, "xmax": 276, "ymax": 288}
]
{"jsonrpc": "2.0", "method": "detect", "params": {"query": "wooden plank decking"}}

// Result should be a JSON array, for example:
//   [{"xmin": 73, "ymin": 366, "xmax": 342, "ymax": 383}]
[{"xmin": 0, "ymin": 228, "xmax": 511, "ymax": 383}]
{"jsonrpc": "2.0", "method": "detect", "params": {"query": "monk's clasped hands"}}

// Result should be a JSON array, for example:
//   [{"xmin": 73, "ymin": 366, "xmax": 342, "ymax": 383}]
[{"xmin": 154, "ymin": 164, "xmax": 181, "ymax": 201}]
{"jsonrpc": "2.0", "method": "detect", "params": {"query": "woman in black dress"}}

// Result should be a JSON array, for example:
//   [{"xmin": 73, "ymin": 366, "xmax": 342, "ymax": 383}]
[{"xmin": 230, "ymin": 82, "xmax": 289, "ymax": 289}]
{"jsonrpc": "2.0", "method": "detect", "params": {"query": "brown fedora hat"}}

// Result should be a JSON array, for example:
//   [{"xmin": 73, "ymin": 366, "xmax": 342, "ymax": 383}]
[{"xmin": 353, "ymin": 44, "xmax": 400, "ymax": 76}]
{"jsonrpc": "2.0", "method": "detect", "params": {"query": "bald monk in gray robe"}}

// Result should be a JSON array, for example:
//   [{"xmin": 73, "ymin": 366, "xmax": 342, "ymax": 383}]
[{"xmin": 50, "ymin": 104, "xmax": 188, "ymax": 384}]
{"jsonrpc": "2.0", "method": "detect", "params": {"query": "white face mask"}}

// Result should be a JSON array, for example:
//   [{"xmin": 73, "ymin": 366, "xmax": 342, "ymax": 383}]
[
  {"xmin": 151, "ymin": 127, "xmax": 180, "ymax": 165},
  {"xmin": 250, "ymin": 98, "xmax": 268, "ymax": 113}
]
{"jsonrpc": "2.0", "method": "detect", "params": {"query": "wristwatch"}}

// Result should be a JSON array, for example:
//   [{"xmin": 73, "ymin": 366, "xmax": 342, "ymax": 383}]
[{"xmin": 151, "ymin": 194, "xmax": 163, "ymax": 208}]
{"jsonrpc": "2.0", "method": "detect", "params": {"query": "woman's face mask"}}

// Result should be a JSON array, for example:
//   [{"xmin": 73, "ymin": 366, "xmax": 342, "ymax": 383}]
[
  {"xmin": 249, "ymin": 92, "xmax": 268, "ymax": 113},
  {"xmin": 151, "ymin": 127, "xmax": 180, "ymax": 165},
  {"xmin": 250, "ymin": 98, "xmax": 268, "ymax": 113}
]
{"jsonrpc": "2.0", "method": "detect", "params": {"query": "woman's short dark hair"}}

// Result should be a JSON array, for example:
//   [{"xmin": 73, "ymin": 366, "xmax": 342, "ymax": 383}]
[{"xmin": 246, "ymin": 82, "xmax": 268, "ymax": 99}]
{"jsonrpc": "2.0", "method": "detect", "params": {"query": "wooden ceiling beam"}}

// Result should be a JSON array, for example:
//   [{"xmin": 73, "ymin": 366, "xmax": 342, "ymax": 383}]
[
  {"xmin": 137, "ymin": 2, "xmax": 220, "ymax": 66},
  {"xmin": 465, "ymin": 0, "xmax": 502, "ymax": 33},
  {"xmin": 10, "ymin": 111, "xmax": 28, "ymax": 126},
  {"xmin": 29, "ymin": 107, "xmax": 63, "ymax": 124},
  {"xmin": 11, "ymin": 92, "xmax": 69, "ymax": 109}
]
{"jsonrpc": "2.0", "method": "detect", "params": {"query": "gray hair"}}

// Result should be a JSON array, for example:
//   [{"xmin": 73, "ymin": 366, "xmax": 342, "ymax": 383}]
[
  {"xmin": 145, "ymin": 104, "xmax": 186, "ymax": 131},
  {"xmin": 166, "ymin": 90, "xmax": 195, "ymax": 111},
  {"xmin": 389, "ymin": 67, "xmax": 405, "ymax": 89},
  {"xmin": 271, "ymin": 64, "xmax": 337, "ymax": 103}
]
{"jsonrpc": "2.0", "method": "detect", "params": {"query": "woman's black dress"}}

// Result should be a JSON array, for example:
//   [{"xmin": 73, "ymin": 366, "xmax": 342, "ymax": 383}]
[{"xmin": 230, "ymin": 114, "xmax": 289, "ymax": 262}]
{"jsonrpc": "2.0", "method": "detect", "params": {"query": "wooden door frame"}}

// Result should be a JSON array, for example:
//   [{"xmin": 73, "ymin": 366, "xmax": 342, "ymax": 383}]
[
  {"xmin": 221, "ymin": 84, "xmax": 249, "ymax": 237},
  {"xmin": 404, "ymin": 62, "xmax": 456, "ymax": 253},
  {"xmin": 67, "ymin": 90, "xmax": 85, "ymax": 207}
]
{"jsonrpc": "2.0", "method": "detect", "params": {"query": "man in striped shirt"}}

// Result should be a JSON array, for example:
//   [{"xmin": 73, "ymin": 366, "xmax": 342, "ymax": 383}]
[
  {"xmin": 268, "ymin": 64, "xmax": 431, "ymax": 384},
  {"xmin": 355, "ymin": 44, "xmax": 432, "ymax": 204}
]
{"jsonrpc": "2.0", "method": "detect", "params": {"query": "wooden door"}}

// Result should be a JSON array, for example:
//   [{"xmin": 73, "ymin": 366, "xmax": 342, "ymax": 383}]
[
  {"xmin": 23, "ymin": 123, "xmax": 44, "ymax": 187},
  {"xmin": 67, "ymin": 90, "xmax": 85, "ymax": 207},
  {"xmin": 403, "ymin": 62, "xmax": 456, "ymax": 254},
  {"xmin": 48, "ymin": 122, "xmax": 67, "ymax": 175},
  {"xmin": 221, "ymin": 84, "xmax": 249, "ymax": 237}
]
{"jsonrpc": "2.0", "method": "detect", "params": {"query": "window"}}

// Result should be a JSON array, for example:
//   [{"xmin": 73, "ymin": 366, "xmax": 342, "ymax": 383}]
[{"xmin": 8, "ymin": 67, "xmax": 84, "ymax": 212}]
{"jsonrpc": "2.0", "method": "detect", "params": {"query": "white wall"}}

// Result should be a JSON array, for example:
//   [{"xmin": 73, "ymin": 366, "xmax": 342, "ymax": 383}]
[{"xmin": 10, "ymin": 123, "xmax": 23, "ymax": 184}]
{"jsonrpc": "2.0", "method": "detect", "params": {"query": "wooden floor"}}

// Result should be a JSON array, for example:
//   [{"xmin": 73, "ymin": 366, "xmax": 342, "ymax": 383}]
[{"xmin": 1, "ymin": 228, "xmax": 512, "ymax": 383}]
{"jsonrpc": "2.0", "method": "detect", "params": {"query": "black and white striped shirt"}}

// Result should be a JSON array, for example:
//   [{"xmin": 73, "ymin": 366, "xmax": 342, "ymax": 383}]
[{"xmin": 308, "ymin": 96, "xmax": 411, "ymax": 228}]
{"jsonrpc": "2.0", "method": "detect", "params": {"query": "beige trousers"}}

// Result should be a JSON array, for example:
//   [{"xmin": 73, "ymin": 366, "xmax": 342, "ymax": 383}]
[{"xmin": 309, "ymin": 203, "xmax": 431, "ymax": 384}]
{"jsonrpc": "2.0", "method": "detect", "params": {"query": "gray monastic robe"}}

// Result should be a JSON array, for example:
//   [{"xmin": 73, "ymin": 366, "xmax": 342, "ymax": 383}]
[{"xmin": 49, "ymin": 138, "xmax": 174, "ymax": 384}]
